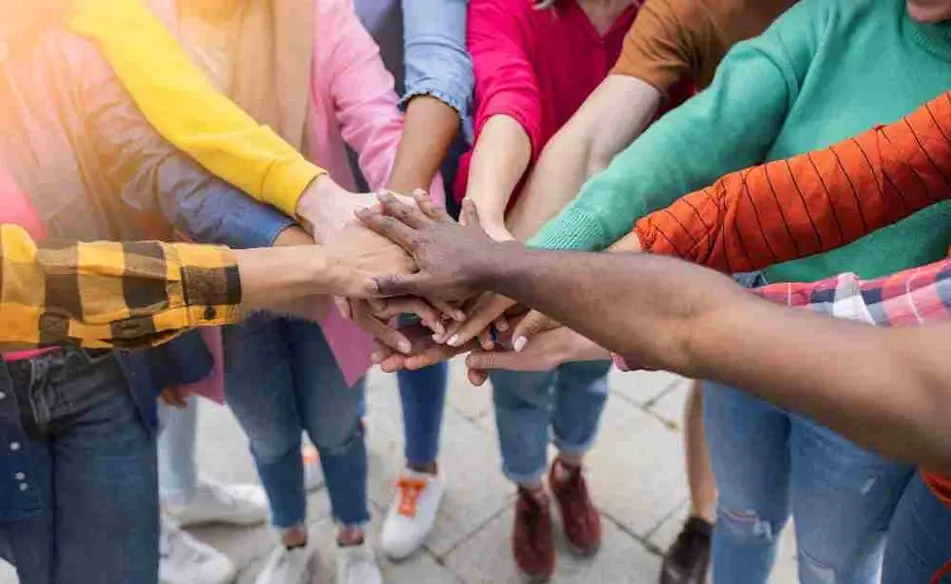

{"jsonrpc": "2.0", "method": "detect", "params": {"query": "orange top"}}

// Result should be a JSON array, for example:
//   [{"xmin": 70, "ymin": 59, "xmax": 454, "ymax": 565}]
[
  {"xmin": 612, "ymin": 0, "xmax": 796, "ymax": 92},
  {"xmin": 634, "ymin": 90, "xmax": 951, "ymax": 274}
]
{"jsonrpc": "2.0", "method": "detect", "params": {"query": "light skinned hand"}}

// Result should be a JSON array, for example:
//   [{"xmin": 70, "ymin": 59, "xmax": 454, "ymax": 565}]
[
  {"xmin": 464, "ymin": 326, "xmax": 611, "ymax": 386},
  {"xmin": 355, "ymin": 191, "xmax": 513, "ymax": 300},
  {"xmin": 370, "ymin": 323, "xmax": 478, "ymax": 372}
]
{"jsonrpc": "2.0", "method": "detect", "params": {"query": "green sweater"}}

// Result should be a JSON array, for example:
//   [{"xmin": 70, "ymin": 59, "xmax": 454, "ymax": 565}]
[{"xmin": 531, "ymin": 0, "xmax": 951, "ymax": 282}]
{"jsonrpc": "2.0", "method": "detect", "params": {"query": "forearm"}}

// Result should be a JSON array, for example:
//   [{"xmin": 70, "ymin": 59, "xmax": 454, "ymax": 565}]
[
  {"xmin": 509, "ymin": 76, "xmax": 662, "ymax": 240},
  {"xmin": 235, "ymin": 246, "xmax": 334, "ymax": 311},
  {"xmin": 481, "ymin": 248, "xmax": 951, "ymax": 471},
  {"xmin": 388, "ymin": 96, "xmax": 460, "ymax": 192},
  {"xmin": 633, "ymin": 89, "xmax": 951, "ymax": 273},
  {"xmin": 466, "ymin": 115, "xmax": 532, "ymax": 232}
]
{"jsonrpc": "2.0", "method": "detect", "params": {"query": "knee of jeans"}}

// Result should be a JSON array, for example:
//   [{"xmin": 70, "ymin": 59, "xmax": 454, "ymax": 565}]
[
  {"xmin": 717, "ymin": 504, "xmax": 782, "ymax": 547},
  {"xmin": 248, "ymin": 428, "xmax": 301, "ymax": 465},
  {"xmin": 492, "ymin": 372, "xmax": 553, "ymax": 411},
  {"xmin": 307, "ymin": 416, "xmax": 362, "ymax": 455}
]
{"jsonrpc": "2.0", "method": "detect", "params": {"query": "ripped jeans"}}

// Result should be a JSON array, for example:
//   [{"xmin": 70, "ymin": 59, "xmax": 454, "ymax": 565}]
[{"xmin": 704, "ymin": 381, "xmax": 913, "ymax": 584}]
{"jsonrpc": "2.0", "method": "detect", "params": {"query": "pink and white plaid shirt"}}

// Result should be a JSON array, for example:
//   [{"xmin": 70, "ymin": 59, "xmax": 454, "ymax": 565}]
[{"xmin": 613, "ymin": 255, "xmax": 951, "ymax": 371}]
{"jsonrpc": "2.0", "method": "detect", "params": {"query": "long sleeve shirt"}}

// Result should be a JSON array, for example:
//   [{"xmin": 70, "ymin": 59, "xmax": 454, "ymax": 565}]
[
  {"xmin": 0, "ymin": 225, "xmax": 241, "ymax": 350},
  {"xmin": 634, "ymin": 90, "xmax": 951, "ymax": 274},
  {"xmin": 531, "ymin": 0, "xmax": 951, "ymax": 284},
  {"xmin": 457, "ymin": 0, "xmax": 687, "ymax": 203},
  {"xmin": 401, "ymin": 0, "xmax": 474, "ymax": 120},
  {"xmin": 69, "ymin": 0, "xmax": 324, "ymax": 218}
]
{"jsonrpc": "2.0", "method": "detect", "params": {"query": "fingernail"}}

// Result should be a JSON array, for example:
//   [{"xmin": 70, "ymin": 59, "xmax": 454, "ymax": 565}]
[
  {"xmin": 371, "ymin": 351, "xmax": 384, "ymax": 363},
  {"xmin": 447, "ymin": 334, "xmax": 460, "ymax": 347},
  {"xmin": 514, "ymin": 337, "xmax": 528, "ymax": 352},
  {"xmin": 398, "ymin": 341, "xmax": 412, "ymax": 354},
  {"xmin": 452, "ymin": 310, "xmax": 466, "ymax": 322}
]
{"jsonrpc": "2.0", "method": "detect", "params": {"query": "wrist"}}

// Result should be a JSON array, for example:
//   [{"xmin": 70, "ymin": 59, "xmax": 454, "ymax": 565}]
[{"xmin": 473, "ymin": 240, "xmax": 524, "ymax": 289}]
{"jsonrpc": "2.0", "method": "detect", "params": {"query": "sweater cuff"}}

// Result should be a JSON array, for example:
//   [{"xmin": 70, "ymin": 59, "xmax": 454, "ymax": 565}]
[
  {"xmin": 261, "ymin": 158, "xmax": 327, "ymax": 218},
  {"xmin": 527, "ymin": 208, "xmax": 608, "ymax": 251}
]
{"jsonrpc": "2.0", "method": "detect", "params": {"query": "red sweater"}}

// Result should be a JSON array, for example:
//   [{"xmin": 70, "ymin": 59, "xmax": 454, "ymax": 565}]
[{"xmin": 456, "ymin": 0, "xmax": 690, "ymax": 203}]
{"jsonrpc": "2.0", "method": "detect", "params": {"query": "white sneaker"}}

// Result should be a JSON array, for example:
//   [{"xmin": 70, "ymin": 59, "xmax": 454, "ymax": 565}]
[
  {"xmin": 335, "ymin": 542, "xmax": 382, "ymax": 584},
  {"xmin": 302, "ymin": 444, "xmax": 324, "ymax": 491},
  {"xmin": 380, "ymin": 470, "xmax": 445, "ymax": 560},
  {"xmin": 254, "ymin": 543, "xmax": 318, "ymax": 584},
  {"xmin": 160, "ymin": 517, "xmax": 237, "ymax": 584},
  {"xmin": 165, "ymin": 480, "xmax": 269, "ymax": 528}
]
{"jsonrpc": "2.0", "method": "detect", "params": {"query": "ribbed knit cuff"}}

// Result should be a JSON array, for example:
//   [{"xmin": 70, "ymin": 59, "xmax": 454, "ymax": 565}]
[
  {"xmin": 262, "ymin": 158, "xmax": 326, "ymax": 218},
  {"xmin": 527, "ymin": 208, "xmax": 607, "ymax": 251}
]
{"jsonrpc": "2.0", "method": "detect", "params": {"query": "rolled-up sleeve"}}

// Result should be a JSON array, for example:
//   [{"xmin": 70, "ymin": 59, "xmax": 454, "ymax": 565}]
[
  {"xmin": 467, "ymin": 0, "xmax": 543, "ymax": 159},
  {"xmin": 0, "ymin": 224, "xmax": 242, "ymax": 350},
  {"xmin": 401, "ymin": 0, "xmax": 474, "ymax": 118}
]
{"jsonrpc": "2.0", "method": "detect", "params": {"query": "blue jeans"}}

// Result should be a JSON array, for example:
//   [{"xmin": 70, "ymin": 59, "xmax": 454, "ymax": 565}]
[
  {"xmin": 157, "ymin": 398, "xmax": 199, "ymax": 503},
  {"xmin": 223, "ymin": 313, "xmax": 369, "ymax": 528},
  {"xmin": 704, "ymin": 381, "xmax": 913, "ymax": 584},
  {"xmin": 0, "ymin": 349, "xmax": 158, "ymax": 584},
  {"xmin": 490, "ymin": 360, "xmax": 611, "ymax": 484},
  {"xmin": 398, "ymin": 363, "xmax": 448, "ymax": 467},
  {"xmin": 882, "ymin": 472, "xmax": 951, "ymax": 583}
]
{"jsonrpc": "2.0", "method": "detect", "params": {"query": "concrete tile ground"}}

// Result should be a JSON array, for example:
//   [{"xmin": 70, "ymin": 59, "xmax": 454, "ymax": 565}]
[{"xmin": 0, "ymin": 361, "xmax": 798, "ymax": 583}]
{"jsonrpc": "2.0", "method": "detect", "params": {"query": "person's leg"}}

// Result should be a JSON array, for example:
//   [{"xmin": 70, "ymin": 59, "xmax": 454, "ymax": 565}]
[
  {"xmin": 549, "ymin": 359, "xmax": 611, "ymax": 557},
  {"xmin": 882, "ymin": 472, "xmax": 951, "ymax": 584},
  {"xmin": 223, "ymin": 315, "xmax": 307, "ymax": 536},
  {"xmin": 0, "ymin": 514, "xmax": 54, "ymax": 584},
  {"xmin": 158, "ymin": 394, "xmax": 268, "ymax": 530},
  {"xmin": 49, "ymin": 351, "xmax": 159, "ymax": 584},
  {"xmin": 490, "ymin": 368, "xmax": 558, "ymax": 581},
  {"xmin": 662, "ymin": 381, "xmax": 717, "ymax": 584},
  {"xmin": 704, "ymin": 381, "xmax": 792, "ymax": 584},
  {"xmin": 789, "ymin": 415, "xmax": 913, "ymax": 584},
  {"xmin": 382, "ymin": 360, "xmax": 449, "ymax": 560},
  {"xmin": 398, "ymin": 362, "xmax": 448, "ymax": 473},
  {"xmin": 684, "ymin": 383, "xmax": 717, "ymax": 522},
  {"xmin": 158, "ymin": 398, "xmax": 199, "ymax": 504},
  {"xmin": 287, "ymin": 320, "xmax": 380, "ymax": 583},
  {"xmin": 0, "ymin": 360, "xmax": 55, "ymax": 584}
]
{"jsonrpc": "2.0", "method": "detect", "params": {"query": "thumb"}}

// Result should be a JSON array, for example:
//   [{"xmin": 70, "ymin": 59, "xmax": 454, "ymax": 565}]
[{"xmin": 511, "ymin": 311, "xmax": 556, "ymax": 352}]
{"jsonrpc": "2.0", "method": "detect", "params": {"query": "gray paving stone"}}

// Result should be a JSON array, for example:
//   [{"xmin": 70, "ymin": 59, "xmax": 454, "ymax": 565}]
[
  {"xmin": 645, "ymin": 500, "xmax": 689, "ymax": 553},
  {"xmin": 646, "ymin": 379, "xmax": 692, "ymax": 429},
  {"xmin": 609, "ymin": 369, "xmax": 684, "ymax": 408},
  {"xmin": 445, "ymin": 359, "xmax": 494, "ymax": 423},
  {"xmin": 195, "ymin": 400, "xmax": 265, "ymax": 487},
  {"xmin": 584, "ymin": 394, "xmax": 689, "ymax": 538},
  {"xmin": 445, "ymin": 506, "xmax": 661, "ymax": 584}
]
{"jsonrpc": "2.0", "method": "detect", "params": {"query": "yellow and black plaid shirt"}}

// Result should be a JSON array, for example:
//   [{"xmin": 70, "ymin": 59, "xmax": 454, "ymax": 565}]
[{"xmin": 0, "ymin": 224, "xmax": 243, "ymax": 349}]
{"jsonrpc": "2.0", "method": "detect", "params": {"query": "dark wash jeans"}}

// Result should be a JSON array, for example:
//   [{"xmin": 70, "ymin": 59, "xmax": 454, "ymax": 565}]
[{"xmin": 0, "ymin": 348, "xmax": 158, "ymax": 584}]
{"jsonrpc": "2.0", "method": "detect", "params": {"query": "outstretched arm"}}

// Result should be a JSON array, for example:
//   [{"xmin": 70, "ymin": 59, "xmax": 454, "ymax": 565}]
[
  {"xmin": 633, "ymin": 90, "xmax": 951, "ymax": 273},
  {"xmin": 0, "ymin": 225, "xmax": 376, "ymax": 350},
  {"xmin": 357, "ymin": 193, "xmax": 951, "ymax": 474}
]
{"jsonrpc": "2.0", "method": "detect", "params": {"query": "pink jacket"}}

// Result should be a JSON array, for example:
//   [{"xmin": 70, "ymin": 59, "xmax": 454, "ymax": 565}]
[{"xmin": 308, "ymin": 0, "xmax": 445, "ymax": 204}]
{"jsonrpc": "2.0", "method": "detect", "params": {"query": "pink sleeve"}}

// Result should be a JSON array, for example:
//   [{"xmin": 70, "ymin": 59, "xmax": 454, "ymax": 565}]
[
  {"xmin": 315, "ymin": 0, "xmax": 445, "ymax": 204},
  {"xmin": 467, "ymin": 0, "xmax": 543, "ymax": 159}
]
